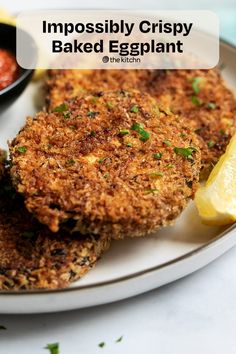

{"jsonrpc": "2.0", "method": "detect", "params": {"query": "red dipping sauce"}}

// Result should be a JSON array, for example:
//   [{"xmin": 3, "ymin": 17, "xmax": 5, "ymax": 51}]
[{"xmin": 0, "ymin": 48, "xmax": 19, "ymax": 91}]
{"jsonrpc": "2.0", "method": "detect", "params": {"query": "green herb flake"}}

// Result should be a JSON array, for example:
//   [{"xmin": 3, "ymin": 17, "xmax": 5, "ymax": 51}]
[
  {"xmin": 219, "ymin": 63, "xmax": 225, "ymax": 71},
  {"xmin": 106, "ymin": 102, "xmax": 114, "ymax": 109},
  {"xmin": 66, "ymin": 159, "xmax": 75, "ymax": 166},
  {"xmin": 167, "ymin": 164, "xmax": 175, "ymax": 169},
  {"xmin": 90, "ymin": 130, "xmax": 96, "ymax": 137},
  {"xmin": 150, "ymin": 172, "xmax": 164, "ymax": 178},
  {"xmin": 0, "ymin": 326, "xmax": 6, "ymax": 330},
  {"xmin": 63, "ymin": 111, "xmax": 71, "ymax": 119},
  {"xmin": 69, "ymin": 125, "xmax": 77, "ymax": 130},
  {"xmin": 220, "ymin": 129, "xmax": 225, "ymax": 136},
  {"xmin": 130, "ymin": 105, "xmax": 139, "ymax": 113},
  {"xmin": 103, "ymin": 173, "xmax": 110, "ymax": 179},
  {"xmin": 126, "ymin": 142, "xmax": 133, "ymax": 147},
  {"xmin": 180, "ymin": 132, "xmax": 187, "ymax": 138},
  {"xmin": 208, "ymin": 140, "xmax": 215, "ymax": 148},
  {"xmin": 116, "ymin": 336, "xmax": 123, "ymax": 343},
  {"xmin": 153, "ymin": 153, "xmax": 162, "ymax": 160},
  {"xmin": 191, "ymin": 77, "xmax": 202, "ymax": 94},
  {"xmin": 45, "ymin": 343, "xmax": 59, "ymax": 354},
  {"xmin": 145, "ymin": 189, "xmax": 158, "ymax": 195},
  {"xmin": 207, "ymin": 102, "xmax": 216, "ymax": 110},
  {"xmin": 191, "ymin": 96, "xmax": 202, "ymax": 106},
  {"xmin": 52, "ymin": 103, "xmax": 69, "ymax": 113},
  {"xmin": 163, "ymin": 140, "xmax": 171, "ymax": 146},
  {"xmin": 17, "ymin": 146, "xmax": 27, "ymax": 154},
  {"xmin": 131, "ymin": 122, "xmax": 150, "ymax": 142},
  {"xmin": 174, "ymin": 147, "xmax": 196, "ymax": 159},
  {"xmin": 98, "ymin": 342, "xmax": 106, "ymax": 348},
  {"xmin": 21, "ymin": 231, "xmax": 34, "ymax": 239},
  {"xmin": 98, "ymin": 158, "xmax": 106, "ymax": 163},
  {"xmin": 119, "ymin": 129, "xmax": 130, "ymax": 136},
  {"xmin": 87, "ymin": 111, "xmax": 99, "ymax": 118}
]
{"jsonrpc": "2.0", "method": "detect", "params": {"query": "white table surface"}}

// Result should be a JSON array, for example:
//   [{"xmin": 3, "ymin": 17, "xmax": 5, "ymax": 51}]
[
  {"xmin": 1, "ymin": 247, "xmax": 236, "ymax": 354},
  {"xmin": 1, "ymin": 1, "xmax": 236, "ymax": 353}
]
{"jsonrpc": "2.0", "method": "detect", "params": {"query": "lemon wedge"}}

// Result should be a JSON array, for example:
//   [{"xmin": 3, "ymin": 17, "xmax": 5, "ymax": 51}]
[{"xmin": 195, "ymin": 133, "xmax": 236, "ymax": 225}]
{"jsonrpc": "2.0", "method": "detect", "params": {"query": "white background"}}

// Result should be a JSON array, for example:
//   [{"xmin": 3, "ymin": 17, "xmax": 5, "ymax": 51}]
[{"xmin": 1, "ymin": 1, "xmax": 236, "ymax": 354}]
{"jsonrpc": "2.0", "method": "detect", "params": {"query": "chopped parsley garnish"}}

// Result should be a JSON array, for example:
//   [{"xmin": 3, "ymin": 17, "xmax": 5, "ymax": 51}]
[
  {"xmin": 106, "ymin": 102, "xmax": 114, "ymax": 109},
  {"xmin": 207, "ymin": 102, "xmax": 216, "ymax": 110},
  {"xmin": 220, "ymin": 129, "xmax": 225, "ymax": 136},
  {"xmin": 21, "ymin": 231, "xmax": 35, "ymax": 239},
  {"xmin": 98, "ymin": 157, "xmax": 106, "ymax": 163},
  {"xmin": 131, "ymin": 122, "xmax": 150, "ymax": 141},
  {"xmin": 69, "ymin": 125, "xmax": 77, "ymax": 130},
  {"xmin": 98, "ymin": 342, "xmax": 106, "ymax": 348},
  {"xmin": 208, "ymin": 140, "xmax": 215, "ymax": 148},
  {"xmin": 150, "ymin": 172, "xmax": 164, "ymax": 177},
  {"xmin": 130, "ymin": 105, "xmax": 139, "ymax": 113},
  {"xmin": 191, "ymin": 96, "xmax": 202, "ymax": 106},
  {"xmin": 17, "ymin": 146, "xmax": 27, "ymax": 154},
  {"xmin": 90, "ymin": 130, "xmax": 96, "ymax": 137},
  {"xmin": 116, "ymin": 336, "xmax": 123, "ymax": 343},
  {"xmin": 167, "ymin": 164, "xmax": 175, "ymax": 169},
  {"xmin": 119, "ymin": 129, "xmax": 130, "ymax": 136},
  {"xmin": 103, "ymin": 173, "xmax": 110, "ymax": 179},
  {"xmin": 145, "ymin": 189, "xmax": 158, "ymax": 194},
  {"xmin": 163, "ymin": 140, "xmax": 171, "ymax": 146},
  {"xmin": 174, "ymin": 147, "xmax": 196, "ymax": 159},
  {"xmin": 63, "ymin": 111, "xmax": 71, "ymax": 119},
  {"xmin": 87, "ymin": 111, "xmax": 99, "ymax": 118},
  {"xmin": 126, "ymin": 142, "xmax": 133, "ymax": 147},
  {"xmin": 52, "ymin": 103, "xmax": 69, "ymax": 113},
  {"xmin": 191, "ymin": 77, "xmax": 202, "ymax": 94},
  {"xmin": 219, "ymin": 63, "xmax": 225, "ymax": 71},
  {"xmin": 153, "ymin": 153, "xmax": 162, "ymax": 159},
  {"xmin": 66, "ymin": 158, "xmax": 75, "ymax": 166},
  {"xmin": 0, "ymin": 326, "xmax": 6, "ymax": 330},
  {"xmin": 45, "ymin": 343, "xmax": 59, "ymax": 354},
  {"xmin": 180, "ymin": 132, "xmax": 187, "ymax": 138}
]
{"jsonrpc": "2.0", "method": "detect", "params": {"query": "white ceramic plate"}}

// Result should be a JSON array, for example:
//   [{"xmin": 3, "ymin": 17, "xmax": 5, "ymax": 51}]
[{"xmin": 0, "ymin": 40, "xmax": 236, "ymax": 314}]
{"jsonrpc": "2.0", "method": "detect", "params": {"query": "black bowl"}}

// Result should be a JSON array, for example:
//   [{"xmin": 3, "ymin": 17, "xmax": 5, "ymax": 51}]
[{"xmin": 0, "ymin": 23, "xmax": 37, "ymax": 113}]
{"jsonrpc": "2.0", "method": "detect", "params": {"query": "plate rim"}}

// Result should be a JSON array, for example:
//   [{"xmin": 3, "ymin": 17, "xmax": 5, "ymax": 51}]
[{"xmin": 1, "ymin": 38, "xmax": 236, "ymax": 297}]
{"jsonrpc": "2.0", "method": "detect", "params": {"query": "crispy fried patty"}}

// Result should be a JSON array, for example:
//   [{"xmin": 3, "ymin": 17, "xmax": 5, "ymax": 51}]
[
  {"xmin": 0, "ymin": 149, "xmax": 6, "ymax": 181},
  {"xmin": 46, "ymin": 69, "xmax": 236, "ymax": 177},
  {"xmin": 10, "ymin": 90, "xmax": 201, "ymax": 238},
  {"xmin": 0, "ymin": 174, "xmax": 110, "ymax": 291}
]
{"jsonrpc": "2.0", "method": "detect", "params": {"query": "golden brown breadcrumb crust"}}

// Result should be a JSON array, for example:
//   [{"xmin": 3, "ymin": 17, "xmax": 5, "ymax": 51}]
[
  {"xmin": 46, "ymin": 69, "xmax": 236, "ymax": 177},
  {"xmin": 10, "ymin": 90, "xmax": 201, "ymax": 238},
  {"xmin": 0, "ymin": 174, "xmax": 110, "ymax": 291},
  {"xmin": 0, "ymin": 149, "xmax": 6, "ymax": 181}
]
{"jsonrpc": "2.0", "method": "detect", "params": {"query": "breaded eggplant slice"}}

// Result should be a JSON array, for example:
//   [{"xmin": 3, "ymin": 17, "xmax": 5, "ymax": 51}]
[
  {"xmin": 46, "ymin": 69, "xmax": 236, "ymax": 178},
  {"xmin": 10, "ymin": 90, "xmax": 201, "ymax": 239},
  {"xmin": 0, "ymin": 149, "xmax": 7, "ymax": 181},
  {"xmin": 0, "ymin": 175, "xmax": 110, "ymax": 291}
]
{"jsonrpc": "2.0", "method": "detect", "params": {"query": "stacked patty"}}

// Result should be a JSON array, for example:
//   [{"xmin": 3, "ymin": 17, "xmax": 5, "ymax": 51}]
[
  {"xmin": 0, "ymin": 149, "xmax": 6, "ymax": 181},
  {"xmin": 0, "ymin": 171, "xmax": 110, "ymax": 290},
  {"xmin": 10, "ymin": 90, "xmax": 201, "ymax": 239},
  {"xmin": 46, "ymin": 69, "xmax": 236, "ymax": 177}
]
